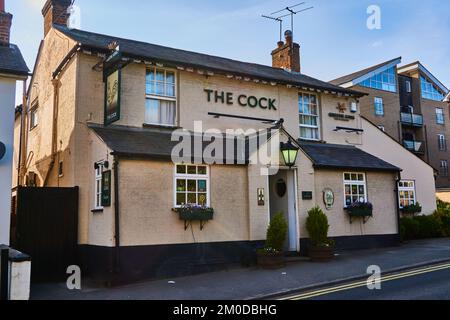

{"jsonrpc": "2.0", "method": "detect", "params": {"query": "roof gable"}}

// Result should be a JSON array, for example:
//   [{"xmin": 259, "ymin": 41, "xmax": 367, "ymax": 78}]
[
  {"xmin": 0, "ymin": 43, "xmax": 29, "ymax": 77},
  {"xmin": 398, "ymin": 62, "xmax": 449, "ymax": 95}
]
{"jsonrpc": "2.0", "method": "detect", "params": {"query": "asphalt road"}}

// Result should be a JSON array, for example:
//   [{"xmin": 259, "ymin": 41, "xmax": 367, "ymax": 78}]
[{"xmin": 279, "ymin": 262, "xmax": 450, "ymax": 300}]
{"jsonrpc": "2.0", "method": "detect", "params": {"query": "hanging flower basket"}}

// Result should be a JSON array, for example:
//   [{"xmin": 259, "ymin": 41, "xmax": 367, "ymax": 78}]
[
  {"xmin": 173, "ymin": 205, "xmax": 214, "ymax": 230},
  {"xmin": 345, "ymin": 202, "xmax": 373, "ymax": 223}
]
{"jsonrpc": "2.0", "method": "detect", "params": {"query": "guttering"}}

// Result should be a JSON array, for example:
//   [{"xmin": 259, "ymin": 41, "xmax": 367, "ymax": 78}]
[
  {"xmin": 52, "ymin": 43, "xmax": 81, "ymax": 79},
  {"xmin": 395, "ymin": 172, "xmax": 402, "ymax": 241},
  {"xmin": 113, "ymin": 155, "xmax": 121, "ymax": 274}
]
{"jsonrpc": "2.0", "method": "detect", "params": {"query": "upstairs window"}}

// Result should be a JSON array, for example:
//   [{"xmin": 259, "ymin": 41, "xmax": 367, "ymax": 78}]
[
  {"xmin": 145, "ymin": 68, "xmax": 176, "ymax": 126},
  {"xmin": 358, "ymin": 67, "xmax": 397, "ymax": 92},
  {"xmin": 374, "ymin": 97, "xmax": 384, "ymax": 116},
  {"xmin": 436, "ymin": 108, "xmax": 445, "ymax": 125},
  {"xmin": 94, "ymin": 166, "xmax": 103, "ymax": 210},
  {"xmin": 299, "ymin": 93, "xmax": 320, "ymax": 141},
  {"xmin": 398, "ymin": 181, "xmax": 416, "ymax": 208},
  {"xmin": 344, "ymin": 173, "xmax": 367, "ymax": 207},
  {"xmin": 421, "ymin": 76, "xmax": 444, "ymax": 101},
  {"xmin": 405, "ymin": 80, "xmax": 412, "ymax": 93}
]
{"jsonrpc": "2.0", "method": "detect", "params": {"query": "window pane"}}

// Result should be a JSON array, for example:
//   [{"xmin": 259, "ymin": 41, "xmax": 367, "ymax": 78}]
[
  {"xmin": 198, "ymin": 166, "xmax": 207, "ymax": 175},
  {"xmin": 177, "ymin": 193, "xmax": 186, "ymax": 206},
  {"xmin": 187, "ymin": 166, "xmax": 197, "ymax": 174},
  {"xmin": 198, "ymin": 193, "xmax": 207, "ymax": 206},
  {"xmin": 176, "ymin": 179, "xmax": 186, "ymax": 192},
  {"xmin": 159, "ymin": 100, "xmax": 176, "ymax": 125},
  {"xmin": 344, "ymin": 173, "xmax": 351, "ymax": 181},
  {"xmin": 155, "ymin": 82, "xmax": 164, "ymax": 95},
  {"xmin": 166, "ymin": 72, "xmax": 175, "ymax": 84},
  {"xmin": 177, "ymin": 165, "xmax": 186, "ymax": 174},
  {"xmin": 145, "ymin": 99, "xmax": 159, "ymax": 124},
  {"xmin": 156, "ymin": 71, "xmax": 164, "ymax": 81},
  {"xmin": 198, "ymin": 180, "xmax": 207, "ymax": 192},
  {"xmin": 187, "ymin": 180, "xmax": 197, "ymax": 192},
  {"xmin": 187, "ymin": 193, "xmax": 197, "ymax": 204}
]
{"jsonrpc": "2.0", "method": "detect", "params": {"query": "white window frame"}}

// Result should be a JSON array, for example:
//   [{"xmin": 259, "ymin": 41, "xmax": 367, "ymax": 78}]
[
  {"xmin": 94, "ymin": 166, "xmax": 103, "ymax": 210},
  {"xmin": 174, "ymin": 164, "xmax": 210, "ymax": 208},
  {"xmin": 30, "ymin": 107, "xmax": 39, "ymax": 130},
  {"xmin": 145, "ymin": 67, "xmax": 177, "ymax": 126},
  {"xmin": 406, "ymin": 80, "xmax": 412, "ymax": 93},
  {"xmin": 440, "ymin": 160, "xmax": 449, "ymax": 177},
  {"xmin": 343, "ymin": 173, "xmax": 367, "ymax": 207},
  {"xmin": 299, "ymin": 92, "xmax": 320, "ymax": 141},
  {"xmin": 436, "ymin": 108, "xmax": 445, "ymax": 125},
  {"xmin": 374, "ymin": 97, "xmax": 384, "ymax": 116},
  {"xmin": 398, "ymin": 180, "xmax": 416, "ymax": 209},
  {"xmin": 438, "ymin": 134, "xmax": 447, "ymax": 151}
]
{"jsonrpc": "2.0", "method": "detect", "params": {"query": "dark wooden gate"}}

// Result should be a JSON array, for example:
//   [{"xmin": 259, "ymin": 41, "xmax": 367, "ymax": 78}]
[{"xmin": 15, "ymin": 186, "xmax": 79, "ymax": 282}]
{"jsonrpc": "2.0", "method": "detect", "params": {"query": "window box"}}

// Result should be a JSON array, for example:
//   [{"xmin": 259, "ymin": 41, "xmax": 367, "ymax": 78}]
[
  {"xmin": 173, "ymin": 205, "xmax": 214, "ymax": 230},
  {"xmin": 401, "ymin": 203, "xmax": 422, "ymax": 215},
  {"xmin": 345, "ymin": 202, "xmax": 373, "ymax": 224}
]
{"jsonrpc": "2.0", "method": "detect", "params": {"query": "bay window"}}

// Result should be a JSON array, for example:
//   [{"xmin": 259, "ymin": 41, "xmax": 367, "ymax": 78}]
[
  {"xmin": 145, "ymin": 68, "xmax": 176, "ymax": 126},
  {"xmin": 398, "ymin": 181, "xmax": 416, "ymax": 208},
  {"xmin": 344, "ymin": 173, "xmax": 367, "ymax": 207},
  {"xmin": 299, "ymin": 93, "xmax": 320, "ymax": 140},
  {"xmin": 175, "ymin": 165, "xmax": 209, "ymax": 207}
]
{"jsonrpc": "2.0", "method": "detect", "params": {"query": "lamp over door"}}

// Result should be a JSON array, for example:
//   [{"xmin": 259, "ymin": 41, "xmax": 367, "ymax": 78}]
[{"xmin": 280, "ymin": 139, "xmax": 299, "ymax": 168}]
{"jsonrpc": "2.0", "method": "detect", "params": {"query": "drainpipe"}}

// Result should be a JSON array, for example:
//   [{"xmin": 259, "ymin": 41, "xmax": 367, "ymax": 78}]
[
  {"xmin": 18, "ymin": 79, "xmax": 28, "ymax": 186},
  {"xmin": 113, "ymin": 155, "xmax": 121, "ymax": 274},
  {"xmin": 395, "ymin": 172, "xmax": 402, "ymax": 242},
  {"xmin": 43, "ymin": 79, "xmax": 61, "ymax": 186}
]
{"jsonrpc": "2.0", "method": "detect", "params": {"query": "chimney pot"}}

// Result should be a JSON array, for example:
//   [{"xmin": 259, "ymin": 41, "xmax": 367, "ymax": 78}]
[
  {"xmin": 42, "ymin": 0, "xmax": 72, "ymax": 37},
  {"xmin": 277, "ymin": 41, "xmax": 284, "ymax": 48},
  {"xmin": 0, "ymin": 0, "xmax": 5, "ymax": 12}
]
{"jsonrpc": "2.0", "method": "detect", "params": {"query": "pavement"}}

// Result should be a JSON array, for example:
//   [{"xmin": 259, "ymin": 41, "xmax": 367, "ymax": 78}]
[{"xmin": 31, "ymin": 238, "xmax": 450, "ymax": 300}]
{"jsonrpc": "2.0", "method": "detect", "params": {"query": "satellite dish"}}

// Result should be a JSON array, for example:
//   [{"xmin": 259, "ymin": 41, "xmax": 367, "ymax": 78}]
[{"xmin": 0, "ymin": 142, "xmax": 5, "ymax": 160}]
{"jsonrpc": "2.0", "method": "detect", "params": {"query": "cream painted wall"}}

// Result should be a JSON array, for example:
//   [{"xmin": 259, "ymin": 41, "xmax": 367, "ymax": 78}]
[
  {"xmin": 118, "ymin": 160, "xmax": 249, "ymax": 246},
  {"xmin": 360, "ymin": 118, "xmax": 437, "ymax": 215}
]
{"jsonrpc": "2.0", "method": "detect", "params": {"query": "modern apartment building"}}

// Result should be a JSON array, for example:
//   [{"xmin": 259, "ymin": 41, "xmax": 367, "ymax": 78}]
[{"xmin": 331, "ymin": 58, "xmax": 450, "ymax": 191}]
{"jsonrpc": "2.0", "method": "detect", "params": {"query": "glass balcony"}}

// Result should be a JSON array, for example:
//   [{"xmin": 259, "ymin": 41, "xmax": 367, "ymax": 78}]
[
  {"xmin": 403, "ymin": 140, "xmax": 425, "ymax": 154},
  {"xmin": 400, "ymin": 112, "xmax": 424, "ymax": 127}
]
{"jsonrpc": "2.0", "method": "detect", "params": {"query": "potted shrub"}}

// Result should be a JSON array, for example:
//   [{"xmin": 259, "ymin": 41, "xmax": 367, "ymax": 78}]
[
  {"xmin": 257, "ymin": 212, "xmax": 288, "ymax": 269},
  {"xmin": 306, "ymin": 206, "xmax": 335, "ymax": 262},
  {"xmin": 401, "ymin": 202, "xmax": 422, "ymax": 215}
]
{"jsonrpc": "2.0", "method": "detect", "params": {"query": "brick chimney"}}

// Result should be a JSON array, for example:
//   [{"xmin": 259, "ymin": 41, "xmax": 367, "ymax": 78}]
[
  {"xmin": 271, "ymin": 30, "xmax": 301, "ymax": 73},
  {"xmin": 0, "ymin": 0, "xmax": 12, "ymax": 45},
  {"xmin": 42, "ymin": 0, "xmax": 72, "ymax": 37}
]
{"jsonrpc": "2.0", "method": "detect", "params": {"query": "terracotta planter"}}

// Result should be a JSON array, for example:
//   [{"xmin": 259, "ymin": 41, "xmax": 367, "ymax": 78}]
[
  {"xmin": 308, "ymin": 245, "xmax": 335, "ymax": 262},
  {"xmin": 257, "ymin": 251, "xmax": 286, "ymax": 269}
]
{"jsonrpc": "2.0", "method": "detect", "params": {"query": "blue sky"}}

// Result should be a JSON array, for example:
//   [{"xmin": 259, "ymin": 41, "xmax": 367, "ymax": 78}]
[{"xmin": 8, "ymin": 0, "xmax": 450, "ymax": 104}]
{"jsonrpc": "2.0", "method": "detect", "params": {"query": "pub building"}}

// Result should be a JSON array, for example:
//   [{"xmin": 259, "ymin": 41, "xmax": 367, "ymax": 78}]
[{"xmin": 15, "ymin": 0, "xmax": 437, "ymax": 283}]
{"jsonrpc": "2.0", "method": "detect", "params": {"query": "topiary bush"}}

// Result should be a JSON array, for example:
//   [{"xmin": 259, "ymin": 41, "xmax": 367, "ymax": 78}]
[
  {"xmin": 265, "ymin": 212, "xmax": 288, "ymax": 253},
  {"xmin": 306, "ymin": 206, "xmax": 332, "ymax": 246},
  {"xmin": 400, "ymin": 217, "xmax": 420, "ymax": 241}
]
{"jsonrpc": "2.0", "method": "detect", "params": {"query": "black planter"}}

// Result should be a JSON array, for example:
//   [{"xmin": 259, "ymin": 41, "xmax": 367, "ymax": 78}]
[{"xmin": 308, "ymin": 245, "xmax": 335, "ymax": 262}]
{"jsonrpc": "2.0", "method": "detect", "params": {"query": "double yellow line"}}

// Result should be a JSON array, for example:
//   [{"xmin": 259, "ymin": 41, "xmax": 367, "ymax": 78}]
[{"xmin": 279, "ymin": 262, "xmax": 450, "ymax": 300}]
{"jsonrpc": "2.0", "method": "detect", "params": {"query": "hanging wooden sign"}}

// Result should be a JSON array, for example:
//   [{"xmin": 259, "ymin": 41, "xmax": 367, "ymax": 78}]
[{"xmin": 101, "ymin": 170, "xmax": 112, "ymax": 207}]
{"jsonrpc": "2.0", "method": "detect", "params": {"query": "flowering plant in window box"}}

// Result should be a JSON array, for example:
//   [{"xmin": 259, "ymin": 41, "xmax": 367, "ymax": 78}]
[
  {"xmin": 173, "ymin": 204, "xmax": 214, "ymax": 223},
  {"xmin": 346, "ymin": 201, "xmax": 373, "ymax": 220},
  {"xmin": 401, "ymin": 202, "xmax": 422, "ymax": 215}
]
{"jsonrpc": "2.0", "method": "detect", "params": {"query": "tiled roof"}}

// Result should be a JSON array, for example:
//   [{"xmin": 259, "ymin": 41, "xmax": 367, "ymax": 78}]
[
  {"xmin": 0, "ymin": 43, "xmax": 29, "ymax": 76},
  {"xmin": 299, "ymin": 141, "xmax": 401, "ymax": 172},
  {"xmin": 54, "ymin": 24, "xmax": 364, "ymax": 97}
]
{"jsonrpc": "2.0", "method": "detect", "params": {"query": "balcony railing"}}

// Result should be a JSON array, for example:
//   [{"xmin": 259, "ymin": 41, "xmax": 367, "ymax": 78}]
[
  {"xmin": 400, "ymin": 112, "xmax": 424, "ymax": 127},
  {"xmin": 403, "ymin": 140, "xmax": 425, "ymax": 154}
]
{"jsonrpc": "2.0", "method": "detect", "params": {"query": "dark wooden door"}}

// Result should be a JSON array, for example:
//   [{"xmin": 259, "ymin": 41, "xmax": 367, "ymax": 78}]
[{"xmin": 15, "ymin": 187, "xmax": 79, "ymax": 282}]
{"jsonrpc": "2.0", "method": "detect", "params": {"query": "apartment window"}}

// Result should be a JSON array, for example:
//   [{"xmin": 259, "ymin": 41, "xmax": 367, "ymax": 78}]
[
  {"xmin": 30, "ymin": 107, "xmax": 39, "ymax": 130},
  {"xmin": 175, "ymin": 165, "xmax": 209, "ymax": 207},
  {"xmin": 344, "ymin": 173, "xmax": 367, "ymax": 207},
  {"xmin": 374, "ymin": 97, "xmax": 384, "ymax": 116},
  {"xmin": 440, "ymin": 161, "xmax": 449, "ymax": 177},
  {"xmin": 405, "ymin": 80, "xmax": 412, "ymax": 93},
  {"xmin": 421, "ymin": 76, "xmax": 444, "ymax": 101},
  {"xmin": 94, "ymin": 166, "xmax": 103, "ymax": 209},
  {"xmin": 436, "ymin": 108, "xmax": 445, "ymax": 125},
  {"xmin": 438, "ymin": 134, "xmax": 447, "ymax": 151},
  {"xmin": 145, "ymin": 68, "xmax": 176, "ymax": 126},
  {"xmin": 299, "ymin": 93, "xmax": 320, "ymax": 140},
  {"xmin": 358, "ymin": 67, "xmax": 397, "ymax": 92},
  {"xmin": 398, "ymin": 181, "xmax": 416, "ymax": 208},
  {"xmin": 58, "ymin": 161, "xmax": 64, "ymax": 177}
]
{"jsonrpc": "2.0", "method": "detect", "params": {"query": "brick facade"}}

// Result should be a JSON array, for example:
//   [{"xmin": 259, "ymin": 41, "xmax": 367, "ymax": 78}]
[
  {"xmin": 42, "ymin": 0, "xmax": 71, "ymax": 37},
  {"xmin": 0, "ymin": 11, "xmax": 12, "ymax": 45},
  {"xmin": 271, "ymin": 32, "xmax": 300, "ymax": 73}
]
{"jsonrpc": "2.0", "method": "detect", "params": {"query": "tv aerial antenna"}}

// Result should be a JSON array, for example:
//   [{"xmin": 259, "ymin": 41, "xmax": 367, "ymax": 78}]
[{"xmin": 262, "ymin": 2, "xmax": 314, "ymax": 43}]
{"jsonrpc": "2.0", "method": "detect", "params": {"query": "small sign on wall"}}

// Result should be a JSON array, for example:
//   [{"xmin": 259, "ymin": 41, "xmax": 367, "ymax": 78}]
[
  {"xmin": 323, "ymin": 188, "xmax": 335, "ymax": 210},
  {"xmin": 257, "ymin": 188, "xmax": 265, "ymax": 206},
  {"xmin": 101, "ymin": 170, "xmax": 112, "ymax": 207},
  {"xmin": 302, "ymin": 191, "xmax": 313, "ymax": 200}
]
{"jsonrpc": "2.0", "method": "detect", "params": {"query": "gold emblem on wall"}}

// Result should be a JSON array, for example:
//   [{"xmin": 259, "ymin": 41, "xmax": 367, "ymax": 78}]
[{"xmin": 337, "ymin": 102, "xmax": 347, "ymax": 113}]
